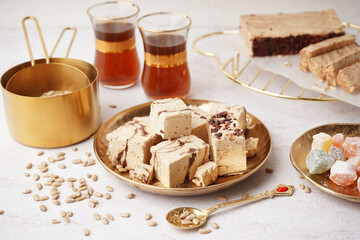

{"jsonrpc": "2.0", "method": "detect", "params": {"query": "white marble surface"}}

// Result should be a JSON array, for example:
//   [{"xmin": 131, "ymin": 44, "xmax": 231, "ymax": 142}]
[{"xmin": 0, "ymin": 1, "xmax": 360, "ymax": 239}]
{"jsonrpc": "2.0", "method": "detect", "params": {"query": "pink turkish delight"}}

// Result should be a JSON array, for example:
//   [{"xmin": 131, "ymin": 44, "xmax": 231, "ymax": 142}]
[
  {"xmin": 329, "ymin": 161, "xmax": 357, "ymax": 186},
  {"xmin": 343, "ymin": 137, "xmax": 360, "ymax": 159},
  {"xmin": 332, "ymin": 133, "xmax": 344, "ymax": 150}
]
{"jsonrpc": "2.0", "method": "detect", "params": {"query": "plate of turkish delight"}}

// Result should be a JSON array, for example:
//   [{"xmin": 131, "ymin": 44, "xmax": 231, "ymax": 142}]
[
  {"xmin": 93, "ymin": 98, "xmax": 272, "ymax": 196},
  {"xmin": 290, "ymin": 123, "xmax": 360, "ymax": 202}
]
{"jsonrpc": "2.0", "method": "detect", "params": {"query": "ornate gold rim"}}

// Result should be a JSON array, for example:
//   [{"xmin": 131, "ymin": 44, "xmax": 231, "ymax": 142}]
[
  {"xmin": 93, "ymin": 99, "xmax": 272, "ymax": 196},
  {"xmin": 192, "ymin": 22, "xmax": 360, "ymax": 102},
  {"xmin": 136, "ymin": 12, "xmax": 192, "ymax": 33},
  {"xmin": 289, "ymin": 123, "xmax": 360, "ymax": 203},
  {"xmin": 87, "ymin": 1, "xmax": 140, "ymax": 21}
]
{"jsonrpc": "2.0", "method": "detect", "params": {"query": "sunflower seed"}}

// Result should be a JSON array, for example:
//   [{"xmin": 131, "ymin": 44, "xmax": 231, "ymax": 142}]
[
  {"xmin": 211, "ymin": 222, "xmax": 219, "ymax": 229},
  {"xmin": 85, "ymin": 152, "xmax": 91, "ymax": 157},
  {"xmin": 79, "ymin": 178, "xmax": 86, "ymax": 184},
  {"xmin": 52, "ymin": 183, "xmax": 61, "ymax": 188},
  {"xmin": 87, "ymin": 158, "xmax": 96, "ymax": 167},
  {"xmin": 180, "ymin": 211, "xmax": 190, "ymax": 219},
  {"xmin": 284, "ymin": 61, "xmax": 292, "ymax": 67},
  {"xmin": 299, "ymin": 183, "xmax": 305, "ymax": 190},
  {"xmin": 23, "ymin": 188, "xmax": 32, "ymax": 194},
  {"xmin": 62, "ymin": 216, "xmax": 70, "ymax": 223},
  {"xmin": 37, "ymin": 151, "xmax": 44, "ymax": 156},
  {"xmin": 144, "ymin": 213, "xmax": 152, "ymax": 221},
  {"xmin": 72, "ymin": 159, "xmax": 82, "ymax": 164},
  {"xmin": 106, "ymin": 213, "xmax": 114, "ymax": 221},
  {"xmin": 60, "ymin": 211, "xmax": 67, "ymax": 217},
  {"xmin": 33, "ymin": 174, "xmax": 40, "ymax": 181},
  {"xmin": 88, "ymin": 187, "xmax": 94, "ymax": 196},
  {"xmin": 185, "ymin": 213, "xmax": 196, "ymax": 221},
  {"xmin": 101, "ymin": 217, "xmax": 109, "ymax": 225},
  {"xmin": 43, "ymin": 173, "xmax": 53, "ymax": 178},
  {"xmin": 56, "ymin": 152, "xmax": 66, "ymax": 157},
  {"xmin": 39, "ymin": 195, "xmax": 49, "ymax": 201},
  {"xmin": 104, "ymin": 193, "xmax": 111, "ymax": 200},
  {"xmin": 125, "ymin": 193, "xmax": 135, "ymax": 199},
  {"xmin": 55, "ymin": 178, "xmax": 64, "ymax": 183},
  {"xmin": 88, "ymin": 201, "xmax": 96, "ymax": 208},
  {"xmin": 82, "ymin": 161, "xmax": 88, "ymax": 167},
  {"xmin": 93, "ymin": 213, "xmax": 101, "ymax": 220},
  {"xmin": 83, "ymin": 193, "xmax": 90, "ymax": 199},
  {"xmin": 193, "ymin": 218, "xmax": 200, "ymax": 225},
  {"xmin": 72, "ymin": 147, "xmax": 78, "ymax": 151},
  {"xmin": 91, "ymin": 175, "xmax": 98, "ymax": 182},
  {"xmin": 86, "ymin": 173, "xmax": 93, "ymax": 178},
  {"xmin": 0, "ymin": 210, "xmax": 4, "ymax": 214},
  {"xmin": 242, "ymin": 192, "xmax": 249, "ymax": 199},
  {"xmin": 304, "ymin": 186, "xmax": 311, "ymax": 193},
  {"xmin": 26, "ymin": 163, "xmax": 32, "ymax": 169},
  {"xmin": 57, "ymin": 163, "xmax": 66, "ymax": 169},
  {"xmin": 181, "ymin": 219, "xmax": 192, "ymax": 225},
  {"xmin": 83, "ymin": 228, "xmax": 90, "ymax": 236},
  {"xmin": 24, "ymin": 173, "xmax": 30, "ymax": 177},
  {"xmin": 105, "ymin": 186, "xmax": 114, "ymax": 192},
  {"xmin": 67, "ymin": 211, "xmax": 73, "ymax": 217},
  {"xmin": 66, "ymin": 197, "xmax": 75, "ymax": 203},
  {"xmin": 51, "ymin": 219, "xmax": 61, "ymax": 224},
  {"xmin": 120, "ymin": 212, "xmax": 130, "ymax": 218},
  {"xmin": 33, "ymin": 194, "xmax": 40, "ymax": 201},
  {"xmin": 147, "ymin": 221, "xmax": 157, "ymax": 226},
  {"xmin": 217, "ymin": 195, "xmax": 227, "ymax": 202},
  {"xmin": 199, "ymin": 228, "xmax": 211, "ymax": 234},
  {"xmin": 48, "ymin": 157, "xmax": 55, "ymax": 163},
  {"xmin": 41, "ymin": 161, "xmax": 48, "ymax": 167},
  {"xmin": 299, "ymin": 175, "xmax": 305, "ymax": 179},
  {"xmin": 67, "ymin": 178, "xmax": 77, "ymax": 182},
  {"xmin": 39, "ymin": 205, "xmax": 47, "ymax": 212},
  {"xmin": 108, "ymin": 104, "xmax": 117, "ymax": 108},
  {"xmin": 35, "ymin": 183, "xmax": 42, "ymax": 191},
  {"xmin": 76, "ymin": 196, "xmax": 87, "ymax": 202},
  {"xmin": 79, "ymin": 186, "xmax": 87, "ymax": 192},
  {"xmin": 39, "ymin": 167, "xmax": 48, "ymax": 173},
  {"xmin": 52, "ymin": 194, "xmax": 60, "ymax": 200},
  {"xmin": 92, "ymin": 199, "xmax": 99, "ymax": 204},
  {"xmin": 54, "ymin": 156, "xmax": 65, "ymax": 161},
  {"xmin": 265, "ymin": 168, "xmax": 274, "ymax": 173},
  {"xmin": 52, "ymin": 199, "xmax": 61, "ymax": 206}
]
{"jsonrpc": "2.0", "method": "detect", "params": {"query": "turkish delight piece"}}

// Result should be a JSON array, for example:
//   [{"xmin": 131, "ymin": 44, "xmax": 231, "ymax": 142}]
[
  {"xmin": 246, "ymin": 137, "xmax": 259, "ymax": 157},
  {"xmin": 358, "ymin": 177, "xmax": 360, "ymax": 192},
  {"xmin": 150, "ymin": 135, "xmax": 209, "ymax": 188},
  {"xmin": 328, "ymin": 145, "xmax": 345, "ymax": 161},
  {"xmin": 311, "ymin": 132, "xmax": 333, "ymax": 153},
  {"xmin": 306, "ymin": 149, "xmax": 335, "ymax": 174},
  {"xmin": 347, "ymin": 156, "xmax": 360, "ymax": 167},
  {"xmin": 150, "ymin": 98, "xmax": 191, "ymax": 139},
  {"xmin": 332, "ymin": 133, "xmax": 344, "ymax": 150},
  {"xmin": 129, "ymin": 163, "xmax": 154, "ymax": 184},
  {"xmin": 106, "ymin": 116, "xmax": 162, "ymax": 169},
  {"xmin": 192, "ymin": 161, "xmax": 219, "ymax": 187},
  {"xmin": 343, "ymin": 137, "xmax": 360, "ymax": 159},
  {"xmin": 207, "ymin": 111, "xmax": 247, "ymax": 176},
  {"xmin": 329, "ymin": 161, "xmax": 357, "ymax": 186}
]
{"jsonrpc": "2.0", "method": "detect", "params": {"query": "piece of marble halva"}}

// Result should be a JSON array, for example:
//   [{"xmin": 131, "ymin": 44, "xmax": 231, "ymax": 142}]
[
  {"xmin": 106, "ymin": 116, "xmax": 162, "ymax": 170},
  {"xmin": 207, "ymin": 111, "xmax": 247, "ymax": 176},
  {"xmin": 192, "ymin": 161, "xmax": 218, "ymax": 187},
  {"xmin": 150, "ymin": 135, "xmax": 209, "ymax": 188},
  {"xmin": 246, "ymin": 137, "xmax": 259, "ymax": 157},
  {"xmin": 207, "ymin": 103, "xmax": 247, "ymax": 131},
  {"xmin": 129, "ymin": 163, "xmax": 154, "ymax": 184},
  {"xmin": 190, "ymin": 108, "xmax": 208, "ymax": 143},
  {"xmin": 150, "ymin": 98, "xmax": 191, "ymax": 139}
]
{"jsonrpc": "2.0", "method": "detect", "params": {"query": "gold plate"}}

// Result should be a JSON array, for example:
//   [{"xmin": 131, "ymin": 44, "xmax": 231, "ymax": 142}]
[
  {"xmin": 93, "ymin": 99, "xmax": 272, "ymax": 196},
  {"xmin": 290, "ymin": 123, "xmax": 360, "ymax": 202}
]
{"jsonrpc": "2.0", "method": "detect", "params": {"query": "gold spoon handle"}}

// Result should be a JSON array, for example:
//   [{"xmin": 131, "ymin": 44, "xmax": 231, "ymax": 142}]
[{"xmin": 204, "ymin": 184, "xmax": 295, "ymax": 215}]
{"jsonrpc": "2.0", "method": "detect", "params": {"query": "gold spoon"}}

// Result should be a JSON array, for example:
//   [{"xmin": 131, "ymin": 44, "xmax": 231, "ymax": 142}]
[{"xmin": 166, "ymin": 184, "xmax": 295, "ymax": 229}]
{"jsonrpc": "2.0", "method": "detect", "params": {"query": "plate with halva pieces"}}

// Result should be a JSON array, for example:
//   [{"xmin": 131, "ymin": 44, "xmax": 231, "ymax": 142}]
[{"xmin": 94, "ymin": 98, "xmax": 272, "ymax": 196}]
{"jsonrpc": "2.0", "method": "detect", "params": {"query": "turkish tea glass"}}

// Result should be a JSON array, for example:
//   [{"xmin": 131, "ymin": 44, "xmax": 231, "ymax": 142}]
[
  {"xmin": 137, "ymin": 12, "xmax": 191, "ymax": 99},
  {"xmin": 88, "ymin": 1, "xmax": 140, "ymax": 89}
]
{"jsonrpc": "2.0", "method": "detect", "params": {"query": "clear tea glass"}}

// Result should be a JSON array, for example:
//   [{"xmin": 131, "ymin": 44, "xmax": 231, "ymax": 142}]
[
  {"xmin": 88, "ymin": 1, "xmax": 140, "ymax": 89},
  {"xmin": 137, "ymin": 12, "xmax": 191, "ymax": 99}
]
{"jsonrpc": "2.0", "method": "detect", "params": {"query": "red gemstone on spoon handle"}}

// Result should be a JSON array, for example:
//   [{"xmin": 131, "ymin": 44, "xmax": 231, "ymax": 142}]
[{"xmin": 276, "ymin": 186, "xmax": 289, "ymax": 192}]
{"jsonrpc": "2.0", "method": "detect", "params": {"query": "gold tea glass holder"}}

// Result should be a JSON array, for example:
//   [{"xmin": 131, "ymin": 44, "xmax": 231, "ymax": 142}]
[{"xmin": 192, "ymin": 22, "xmax": 360, "ymax": 102}]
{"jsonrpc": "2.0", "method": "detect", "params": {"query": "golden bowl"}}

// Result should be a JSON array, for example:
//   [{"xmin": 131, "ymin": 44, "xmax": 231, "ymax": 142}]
[
  {"xmin": 1, "ymin": 57, "xmax": 101, "ymax": 148},
  {"xmin": 93, "ymin": 99, "xmax": 272, "ymax": 196},
  {"xmin": 290, "ymin": 123, "xmax": 360, "ymax": 202}
]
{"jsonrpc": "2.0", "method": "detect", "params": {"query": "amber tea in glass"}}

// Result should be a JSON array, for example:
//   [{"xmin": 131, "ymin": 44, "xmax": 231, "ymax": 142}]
[
  {"xmin": 137, "ymin": 12, "xmax": 192, "ymax": 99},
  {"xmin": 88, "ymin": 1, "xmax": 140, "ymax": 89}
]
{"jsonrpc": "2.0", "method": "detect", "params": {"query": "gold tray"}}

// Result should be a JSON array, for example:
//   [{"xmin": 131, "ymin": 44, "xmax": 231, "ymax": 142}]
[
  {"xmin": 290, "ymin": 123, "xmax": 360, "ymax": 202},
  {"xmin": 93, "ymin": 99, "xmax": 272, "ymax": 196}
]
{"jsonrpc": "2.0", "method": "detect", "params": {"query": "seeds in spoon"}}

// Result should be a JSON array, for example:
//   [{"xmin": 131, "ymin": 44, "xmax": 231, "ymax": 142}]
[
  {"xmin": 192, "ymin": 218, "xmax": 200, "ymax": 225},
  {"xmin": 179, "ymin": 210, "xmax": 190, "ymax": 219},
  {"xmin": 181, "ymin": 219, "xmax": 192, "ymax": 225},
  {"xmin": 185, "ymin": 213, "xmax": 196, "ymax": 221}
]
